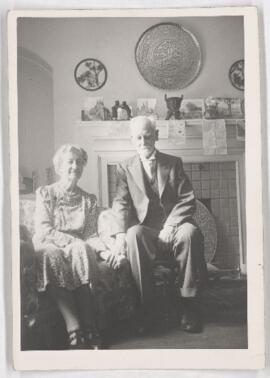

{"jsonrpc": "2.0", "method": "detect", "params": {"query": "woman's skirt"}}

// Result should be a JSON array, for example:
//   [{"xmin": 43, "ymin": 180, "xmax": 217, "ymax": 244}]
[{"xmin": 35, "ymin": 240, "xmax": 100, "ymax": 292}]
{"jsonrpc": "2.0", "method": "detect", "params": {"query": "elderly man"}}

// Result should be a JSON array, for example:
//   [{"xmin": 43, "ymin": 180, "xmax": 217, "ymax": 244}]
[{"xmin": 110, "ymin": 116, "xmax": 207, "ymax": 333}]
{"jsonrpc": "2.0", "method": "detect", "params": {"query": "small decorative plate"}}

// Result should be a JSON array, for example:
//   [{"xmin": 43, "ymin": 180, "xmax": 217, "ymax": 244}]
[
  {"xmin": 229, "ymin": 59, "xmax": 244, "ymax": 91},
  {"xmin": 74, "ymin": 58, "xmax": 107, "ymax": 91},
  {"xmin": 135, "ymin": 22, "xmax": 202, "ymax": 90}
]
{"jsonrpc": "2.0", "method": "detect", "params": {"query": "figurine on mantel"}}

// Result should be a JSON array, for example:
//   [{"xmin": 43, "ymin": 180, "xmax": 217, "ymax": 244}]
[
  {"xmin": 111, "ymin": 100, "xmax": 132, "ymax": 120},
  {"xmin": 111, "ymin": 100, "xmax": 120, "ymax": 120},
  {"xmin": 121, "ymin": 101, "xmax": 132, "ymax": 119},
  {"xmin": 165, "ymin": 94, "xmax": 184, "ymax": 120},
  {"xmin": 116, "ymin": 101, "xmax": 132, "ymax": 120}
]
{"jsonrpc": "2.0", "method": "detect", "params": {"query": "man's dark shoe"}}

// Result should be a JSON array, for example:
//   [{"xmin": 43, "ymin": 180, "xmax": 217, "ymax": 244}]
[{"xmin": 180, "ymin": 298, "xmax": 203, "ymax": 333}]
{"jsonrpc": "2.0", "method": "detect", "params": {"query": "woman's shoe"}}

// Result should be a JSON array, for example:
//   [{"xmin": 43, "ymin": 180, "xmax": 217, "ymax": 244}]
[
  {"xmin": 84, "ymin": 326, "xmax": 103, "ymax": 350},
  {"xmin": 68, "ymin": 329, "xmax": 86, "ymax": 349}
]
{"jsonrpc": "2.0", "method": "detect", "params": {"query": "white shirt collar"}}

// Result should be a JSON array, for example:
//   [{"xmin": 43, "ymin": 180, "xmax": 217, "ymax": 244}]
[{"xmin": 140, "ymin": 149, "xmax": 156, "ymax": 162}]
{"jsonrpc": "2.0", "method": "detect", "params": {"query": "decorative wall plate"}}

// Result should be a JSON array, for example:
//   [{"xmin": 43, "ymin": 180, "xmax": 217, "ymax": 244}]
[
  {"xmin": 229, "ymin": 59, "xmax": 244, "ymax": 91},
  {"xmin": 74, "ymin": 58, "xmax": 107, "ymax": 91},
  {"xmin": 135, "ymin": 22, "xmax": 202, "ymax": 90}
]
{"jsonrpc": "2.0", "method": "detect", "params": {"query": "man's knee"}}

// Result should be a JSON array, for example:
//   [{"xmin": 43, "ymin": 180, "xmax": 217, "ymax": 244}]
[
  {"xmin": 174, "ymin": 223, "xmax": 203, "ymax": 245},
  {"xmin": 126, "ymin": 225, "xmax": 148, "ymax": 242}
]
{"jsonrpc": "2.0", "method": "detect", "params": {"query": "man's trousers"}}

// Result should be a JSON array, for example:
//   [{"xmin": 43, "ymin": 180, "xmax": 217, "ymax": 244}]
[{"xmin": 126, "ymin": 222, "xmax": 206, "ymax": 306}]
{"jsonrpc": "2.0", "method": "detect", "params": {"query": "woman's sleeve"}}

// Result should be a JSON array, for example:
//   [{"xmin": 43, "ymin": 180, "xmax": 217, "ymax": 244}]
[
  {"xmin": 82, "ymin": 193, "xmax": 99, "ymax": 240},
  {"xmin": 33, "ymin": 186, "xmax": 75, "ymax": 249},
  {"xmin": 83, "ymin": 193, "xmax": 107, "ymax": 252}
]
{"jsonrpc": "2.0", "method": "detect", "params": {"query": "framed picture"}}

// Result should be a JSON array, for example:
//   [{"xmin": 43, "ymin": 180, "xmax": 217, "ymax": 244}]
[
  {"xmin": 229, "ymin": 59, "xmax": 244, "ymax": 91},
  {"xmin": 180, "ymin": 99, "xmax": 204, "ymax": 119},
  {"xmin": 136, "ymin": 98, "xmax": 158, "ymax": 118},
  {"xmin": 74, "ymin": 58, "xmax": 107, "ymax": 91}
]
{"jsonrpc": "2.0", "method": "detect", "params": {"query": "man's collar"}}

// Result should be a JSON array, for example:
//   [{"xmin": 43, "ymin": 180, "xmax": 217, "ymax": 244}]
[{"xmin": 139, "ymin": 149, "xmax": 157, "ymax": 162}]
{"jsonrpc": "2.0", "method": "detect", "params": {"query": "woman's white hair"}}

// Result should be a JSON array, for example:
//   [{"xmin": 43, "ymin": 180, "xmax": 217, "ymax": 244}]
[{"xmin": 53, "ymin": 144, "xmax": 88, "ymax": 175}]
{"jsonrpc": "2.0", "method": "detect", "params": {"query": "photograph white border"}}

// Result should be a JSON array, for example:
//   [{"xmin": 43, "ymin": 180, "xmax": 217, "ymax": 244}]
[{"xmin": 8, "ymin": 6, "xmax": 264, "ymax": 370}]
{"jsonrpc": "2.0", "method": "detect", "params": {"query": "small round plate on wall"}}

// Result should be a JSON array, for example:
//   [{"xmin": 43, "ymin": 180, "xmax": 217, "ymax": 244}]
[
  {"xmin": 229, "ymin": 59, "xmax": 244, "ymax": 91},
  {"xmin": 74, "ymin": 58, "xmax": 107, "ymax": 91},
  {"xmin": 135, "ymin": 22, "xmax": 202, "ymax": 90}
]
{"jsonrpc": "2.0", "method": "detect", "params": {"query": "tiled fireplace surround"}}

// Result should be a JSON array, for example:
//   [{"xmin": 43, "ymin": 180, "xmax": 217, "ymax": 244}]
[{"xmin": 75, "ymin": 120, "xmax": 245, "ymax": 272}]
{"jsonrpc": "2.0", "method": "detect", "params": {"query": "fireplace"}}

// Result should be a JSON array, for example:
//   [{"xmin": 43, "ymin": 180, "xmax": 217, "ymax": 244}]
[{"xmin": 75, "ymin": 120, "xmax": 245, "ymax": 272}]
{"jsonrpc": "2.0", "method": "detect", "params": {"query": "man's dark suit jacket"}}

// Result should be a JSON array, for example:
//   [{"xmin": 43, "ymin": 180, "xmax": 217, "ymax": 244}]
[{"xmin": 112, "ymin": 150, "xmax": 196, "ymax": 234}]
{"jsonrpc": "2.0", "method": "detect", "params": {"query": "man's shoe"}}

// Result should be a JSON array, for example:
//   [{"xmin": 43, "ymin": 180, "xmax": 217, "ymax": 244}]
[{"xmin": 180, "ymin": 298, "xmax": 203, "ymax": 333}]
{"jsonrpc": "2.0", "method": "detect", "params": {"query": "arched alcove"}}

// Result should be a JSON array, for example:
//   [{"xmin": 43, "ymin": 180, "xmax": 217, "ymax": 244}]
[{"xmin": 18, "ymin": 46, "xmax": 55, "ymax": 188}]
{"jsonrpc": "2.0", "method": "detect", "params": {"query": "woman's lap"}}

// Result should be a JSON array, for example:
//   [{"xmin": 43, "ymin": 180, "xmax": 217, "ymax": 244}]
[{"xmin": 36, "ymin": 241, "xmax": 99, "ymax": 292}]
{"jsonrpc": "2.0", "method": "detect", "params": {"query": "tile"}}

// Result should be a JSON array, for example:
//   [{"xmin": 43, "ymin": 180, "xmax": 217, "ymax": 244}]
[
  {"xmin": 228, "ymin": 170, "xmax": 236, "ymax": 179},
  {"xmin": 220, "ymin": 199, "xmax": 229, "ymax": 208},
  {"xmin": 202, "ymin": 180, "xmax": 210, "ymax": 189},
  {"xmin": 231, "ymin": 216, "xmax": 239, "ymax": 226},
  {"xmin": 211, "ymin": 206, "xmax": 220, "ymax": 216},
  {"xmin": 192, "ymin": 163, "xmax": 200, "ymax": 171},
  {"xmin": 221, "ymin": 170, "xmax": 232, "ymax": 179},
  {"xmin": 229, "ymin": 179, "xmax": 237, "ymax": 189},
  {"xmin": 210, "ymin": 170, "xmax": 220, "ymax": 179},
  {"xmin": 211, "ymin": 199, "xmax": 220, "ymax": 208},
  {"xmin": 230, "ymin": 207, "xmax": 238, "ymax": 217},
  {"xmin": 192, "ymin": 171, "xmax": 201, "ymax": 180},
  {"xmin": 201, "ymin": 171, "xmax": 210, "ymax": 180},
  {"xmin": 229, "ymin": 199, "xmax": 237, "ymax": 208},
  {"xmin": 200, "ymin": 163, "xmax": 210, "ymax": 170},
  {"xmin": 222, "ymin": 162, "xmax": 235, "ymax": 170},
  {"xmin": 183, "ymin": 163, "xmax": 191, "ymax": 171},
  {"xmin": 195, "ymin": 189, "xmax": 202, "ymax": 198},
  {"xmin": 220, "ymin": 180, "xmax": 228, "ymax": 189},
  {"xmin": 220, "ymin": 189, "xmax": 229, "ymax": 198},
  {"xmin": 210, "ymin": 164, "xmax": 216, "ymax": 171},
  {"xmin": 210, "ymin": 180, "xmax": 219, "ymax": 189},
  {"xmin": 202, "ymin": 189, "xmax": 210, "ymax": 198},
  {"xmin": 231, "ymin": 227, "xmax": 239, "ymax": 236},
  {"xmin": 192, "ymin": 181, "xmax": 201, "ymax": 190},
  {"xmin": 210, "ymin": 189, "xmax": 220, "ymax": 198},
  {"xmin": 229, "ymin": 187, "xmax": 237, "ymax": 197}
]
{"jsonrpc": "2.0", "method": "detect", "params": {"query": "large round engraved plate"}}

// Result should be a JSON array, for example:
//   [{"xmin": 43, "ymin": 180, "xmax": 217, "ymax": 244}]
[{"xmin": 135, "ymin": 23, "xmax": 202, "ymax": 90}]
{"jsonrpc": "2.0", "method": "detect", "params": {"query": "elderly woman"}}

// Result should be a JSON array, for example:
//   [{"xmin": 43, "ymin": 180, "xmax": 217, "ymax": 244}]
[{"xmin": 33, "ymin": 144, "xmax": 112, "ymax": 349}]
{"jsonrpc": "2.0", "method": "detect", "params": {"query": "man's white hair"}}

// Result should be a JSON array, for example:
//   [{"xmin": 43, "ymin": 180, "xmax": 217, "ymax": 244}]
[{"xmin": 129, "ymin": 116, "xmax": 156, "ymax": 133}]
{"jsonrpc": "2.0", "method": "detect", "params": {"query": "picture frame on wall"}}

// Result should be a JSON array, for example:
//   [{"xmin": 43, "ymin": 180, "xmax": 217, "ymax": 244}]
[
  {"xmin": 180, "ymin": 99, "xmax": 204, "ymax": 119},
  {"xmin": 8, "ymin": 7, "xmax": 264, "ymax": 371}
]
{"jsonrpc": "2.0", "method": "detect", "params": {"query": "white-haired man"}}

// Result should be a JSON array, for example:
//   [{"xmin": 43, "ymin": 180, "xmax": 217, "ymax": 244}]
[{"xmin": 110, "ymin": 116, "xmax": 207, "ymax": 333}]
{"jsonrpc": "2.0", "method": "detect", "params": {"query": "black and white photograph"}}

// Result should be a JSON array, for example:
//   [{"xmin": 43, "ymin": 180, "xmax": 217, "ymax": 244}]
[{"xmin": 8, "ymin": 7, "xmax": 264, "ymax": 370}]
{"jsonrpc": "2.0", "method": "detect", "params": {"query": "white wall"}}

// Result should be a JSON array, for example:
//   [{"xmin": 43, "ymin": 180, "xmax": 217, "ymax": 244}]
[
  {"xmin": 17, "ymin": 16, "xmax": 244, "ymax": 151},
  {"xmin": 18, "ymin": 47, "xmax": 55, "ymax": 186}
]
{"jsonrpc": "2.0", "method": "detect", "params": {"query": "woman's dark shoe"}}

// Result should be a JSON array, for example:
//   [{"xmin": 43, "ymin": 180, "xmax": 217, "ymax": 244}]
[
  {"xmin": 84, "ymin": 326, "xmax": 103, "ymax": 349},
  {"xmin": 68, "ymin": 329, "xmax": 86, "ymax": 349},
  {"xmin": 180, "ymin": 298, "xmax": 203, "ymax": 333}
]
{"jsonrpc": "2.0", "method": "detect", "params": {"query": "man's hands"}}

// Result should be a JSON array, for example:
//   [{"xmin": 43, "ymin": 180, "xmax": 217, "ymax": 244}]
[
  {"xmin": 106, "ymin": 233, "xmax": 127, "ymax": 270},
  {"xmin": 157, "ymin": 225, "xmax": 175, "ymax": 254}
]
